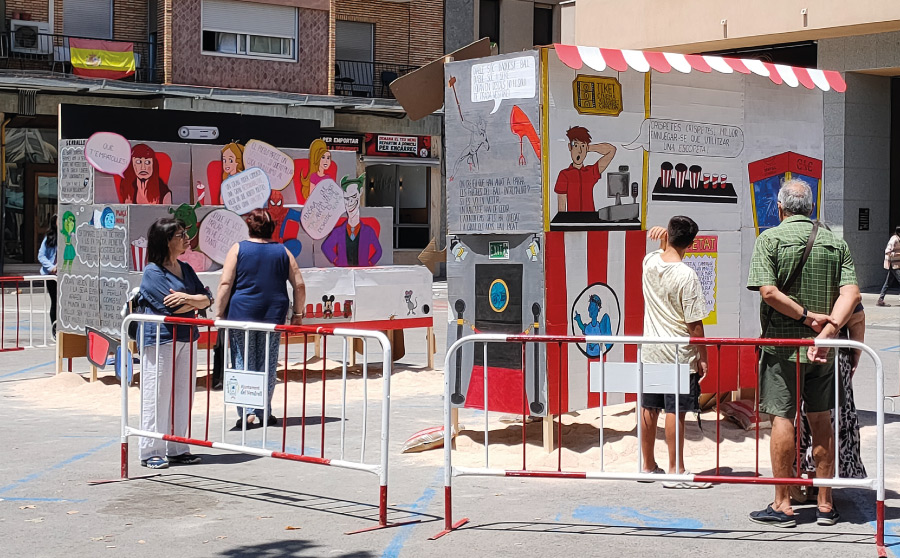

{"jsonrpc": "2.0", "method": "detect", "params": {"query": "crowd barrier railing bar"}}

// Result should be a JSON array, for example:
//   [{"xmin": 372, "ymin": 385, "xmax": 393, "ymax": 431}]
[
  {"xmin": 431, "ymin": 333, "xmax": 886, "ymax": 557},
  {"xmin": 120, "ymin": 313, "xmax": 418, "ymax": 534},
  {"xmin": 0, "ymin": 275, "xmax": 55, "ymax": 351}
]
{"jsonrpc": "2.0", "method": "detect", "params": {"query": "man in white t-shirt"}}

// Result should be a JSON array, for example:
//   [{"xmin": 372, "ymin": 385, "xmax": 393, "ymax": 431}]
[{"xmin": 639, "ymin": 215, "xmax": 711, "ymax": 489}]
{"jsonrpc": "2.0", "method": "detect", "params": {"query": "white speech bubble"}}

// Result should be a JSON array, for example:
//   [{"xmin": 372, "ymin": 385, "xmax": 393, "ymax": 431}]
[
  {"xmin": 300, "ymin": 178, "xmax": 344, "ymax": 240},
  {"xmin": 198, "ymin": 209, "xmax": 250, "ymax": 265},
  {"xmin": 99, "ymin": 226, "xmax": 128, "ymax": 269},
  {"xmin": 74, "ymin": 222, "xmax": 101, "ymax": 267},
  {"xmin": 59, "ymin": 142, "xmax": 94, "ymax": 203},
  {"xmin": 243, "ymin": 139, "xmax": 294, "ymax": 190},
  {"xmin": 84, "ymin": 132, "xmax": 131, "ymax": 176},
  {"xmin": 622, "ymin": 119, "xmax": 744, "ymax": 158},
  {"xmin": 58, "ymin": 273, "xmax": 100, "ymax": 332},
  {"xmin": 471, "ymin": 55, "xmax": 536, "ymax": 114},
  {"xmin": 221, "ymin": 167, "xmax": 271, "ymax": 215}
]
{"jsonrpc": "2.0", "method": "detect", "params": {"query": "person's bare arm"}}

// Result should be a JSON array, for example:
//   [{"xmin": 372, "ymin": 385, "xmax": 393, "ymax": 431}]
[
  {"xmin": 807, "ymin": 284, "xmax": 862, "ymax": 363},
  {"xmin": 648, "ymin": 226, "xmax": 668, "ymax": 251},
  {"xmin": 215, "ymin": 244, "xmax": 239, "ymax": 320},
  {"xmin": 759, "ymin": 285, "xmax": 834, "ymax": 333},
  {"xmin": 686, "ymin": 320, "xmax": 709, "ymax": 380},
  {"xmin": 285, "ymin": 247, "xmax": 306, "ymax": 325},
  {"xmin": 846, "ymin": 310, "xmax": 866, "ymax": 376},
  {"xmin": 590, "ymin": 143, "xmax": 617, "ymax": 174}
]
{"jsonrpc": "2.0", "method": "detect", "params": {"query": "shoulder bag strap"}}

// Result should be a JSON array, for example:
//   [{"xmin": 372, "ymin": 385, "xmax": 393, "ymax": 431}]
[{"xmin": 761, "ymin": 221, "xmax": 819, "ymax": 338}]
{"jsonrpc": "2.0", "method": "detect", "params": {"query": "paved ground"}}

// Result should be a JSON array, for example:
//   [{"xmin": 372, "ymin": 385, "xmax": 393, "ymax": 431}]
[{"xmin": 1, "ymin": 284, "xmax": 899, "ymax": 557}]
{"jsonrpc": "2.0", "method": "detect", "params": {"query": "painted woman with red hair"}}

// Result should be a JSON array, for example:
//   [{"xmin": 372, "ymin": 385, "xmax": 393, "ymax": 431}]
[{"xmin": 119, "ymin": 144, "xmax": 173, "ymax": 204}]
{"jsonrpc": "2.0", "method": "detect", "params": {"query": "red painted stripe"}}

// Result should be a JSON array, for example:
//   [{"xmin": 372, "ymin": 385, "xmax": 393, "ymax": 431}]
[
  {"xmin": 684, "ymin": 54, "xmax": 712, "ymax": 73},
  {"xmin": 586, "ymin": 231, "xmax": 608, "ymax": 409},
  {"xmin": 554, "ymin": 44, "xmax": 583, "ymax": 70},
  {"xmin": 291, "ymin": 317, "xmax": 433, "ymax": 332},
  {"xmin": 70, "ymin": 38, "xmax": 135, "ymax": 52},
  {"xmin": 643, "ymin": 51, "xmax": 671, "ymax": 73},
  {"xmin": 600, "ymin": 48, "xmax": 628, "ymax": 71},
  {"xmin": 823, "ymin": 70, "xmax": 847, "ymax": 93},
  {"xmin": 161, "ymin": 435, "xmax": 214, "ymax": 448},
  {"xmin": 723, "ymin": 57, "xmax": 751, "ymax": 74},
  {"xmin": 163, "ymin": 315, "xmax": 215, "ymax": 326},
  {"xmin": 623, "ymin": 231, "xmax": 645, "ymax": 404},
  {"xmin": 544, "ymin": 232, "xmax": 569, "ymax": 415},
  {"xmin": 506, "ymin": 470, "xmax": 587, "ymax": 479},
  {"xmin": 692, "ymin": 475, "xmax": 813, "ymax": 486},
  {"xmin": 0, "ymin": 276, "xmax": 25, "ymax": 281},
  {"xmin": 73, "ymin": 68, "xmax": 135, "ymax": 79},
  {"xmin": 272, "ymin": 451, "xmax": 331, "ymax": 465},
  {"xmin": 763, "ymin": 62, "xmax": 783, "ymax": 85},
  {"xmin": 793, "ymin": 67, "xmax": 815, "ymax": 90}
]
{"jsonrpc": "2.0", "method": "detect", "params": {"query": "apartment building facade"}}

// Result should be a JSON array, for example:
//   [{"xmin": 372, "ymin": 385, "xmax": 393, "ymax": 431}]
[{"xmin": 0, "ymin": 0, "xmax": 445, "ymax": 271}]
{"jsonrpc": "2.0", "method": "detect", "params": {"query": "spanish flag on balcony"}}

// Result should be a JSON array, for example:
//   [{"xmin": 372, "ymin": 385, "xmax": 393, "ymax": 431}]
[{"xmin": 69, "ymin": 38, "xmax": 135, "ymax": 79}]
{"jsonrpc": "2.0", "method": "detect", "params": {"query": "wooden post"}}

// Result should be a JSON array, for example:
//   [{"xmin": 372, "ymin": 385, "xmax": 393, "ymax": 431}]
[
  {"xmin": 426, "ymin": 326, "xmax": 435, "ymax": 370},
  {"xmin": 57, "ymin": 332, "xmax": 88, "ymax": 376},
  {"xmin": 543, "ymin": 415, "xmax": 555, "ymax": 453}
]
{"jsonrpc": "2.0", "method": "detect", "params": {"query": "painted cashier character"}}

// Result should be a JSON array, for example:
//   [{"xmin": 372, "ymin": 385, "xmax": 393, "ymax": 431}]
[
  {"xmin": 321, "ymin": 174, "xmax": 382, "ymax": 267},
  {"xmin": 574, "ymin": 294, "xmax": 612, "ymax": 357},
  {"xmin": 554, "ymin": 126, "xmax": 616, "ymax": 212}
]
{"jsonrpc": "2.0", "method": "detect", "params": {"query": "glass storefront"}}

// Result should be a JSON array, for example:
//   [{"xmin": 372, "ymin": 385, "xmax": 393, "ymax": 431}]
[
  {"xmin": 364, "ymin": 163, "xmax": 430, "ymax": 250},
  {"xmin": 3, "ymin": 128, "xmax": 58, "ymax": 267}
]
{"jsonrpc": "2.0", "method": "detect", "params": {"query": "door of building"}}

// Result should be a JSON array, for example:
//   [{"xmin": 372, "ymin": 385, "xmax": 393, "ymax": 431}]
[{"xmin": 23, "ymin": 163, "xmax": 57, "ymax": 265}]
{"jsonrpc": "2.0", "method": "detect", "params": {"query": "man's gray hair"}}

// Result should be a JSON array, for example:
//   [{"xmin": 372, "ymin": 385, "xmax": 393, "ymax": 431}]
[{"xmin": 777, "ymin": 179, "xmax": 814, "ymax": 217}]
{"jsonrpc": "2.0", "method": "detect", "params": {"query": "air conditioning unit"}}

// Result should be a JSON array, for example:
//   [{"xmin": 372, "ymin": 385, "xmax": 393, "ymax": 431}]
[{"xmin": 10, "ymin": 20, "xmax": 52, "ymax": 55}]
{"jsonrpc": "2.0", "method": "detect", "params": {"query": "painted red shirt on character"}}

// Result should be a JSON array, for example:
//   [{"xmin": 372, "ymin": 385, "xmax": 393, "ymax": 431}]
[{"xmin": 554, "ymin": 163, "xmax": 601, "ymax": 212}]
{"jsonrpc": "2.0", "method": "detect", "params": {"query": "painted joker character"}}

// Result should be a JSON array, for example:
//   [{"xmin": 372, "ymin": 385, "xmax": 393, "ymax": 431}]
[{"xmin": 321, "ymin": 175, "xmax": 382, "ymax": 267}]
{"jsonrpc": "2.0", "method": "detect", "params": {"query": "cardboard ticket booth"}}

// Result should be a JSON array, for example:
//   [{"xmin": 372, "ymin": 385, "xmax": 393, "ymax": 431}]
[
  {"xmin": 56, "ymin": 105, "xmax": 435, "ymax": 378},
  {"xmin": 432, "ymin": 44, "xmax": 845, "ymax": 449}
]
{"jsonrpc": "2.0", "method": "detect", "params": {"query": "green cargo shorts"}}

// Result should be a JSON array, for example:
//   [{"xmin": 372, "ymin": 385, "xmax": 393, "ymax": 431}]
[{"xmin": 759, "ymin": 351, "xmax": 837, "ymax": 420}]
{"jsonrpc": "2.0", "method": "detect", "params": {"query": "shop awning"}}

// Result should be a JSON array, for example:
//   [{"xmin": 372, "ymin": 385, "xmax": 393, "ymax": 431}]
[{"xmin": 553, "ymin": 44, "xmax": 846, "ymax": 93}]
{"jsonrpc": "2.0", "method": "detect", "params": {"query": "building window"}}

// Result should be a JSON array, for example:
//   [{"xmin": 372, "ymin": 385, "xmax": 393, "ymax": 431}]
[
  {"xmin": 479, "ymin": 0, "xmax": 500, "ymax": 50},
  {"xmin": 335, "ymin": 21, "xmax": 375, "ymax": 96},
  {"xmin": 533, "ymin": 4, "xmax": 554, "ymax": 47},
  {"xmin": 201, "ymin": 0, "xmax": 297, "ymax": 60},
  {"xmin": 64, "ymin": 0, "xmax": 113, "ymax": 39}
]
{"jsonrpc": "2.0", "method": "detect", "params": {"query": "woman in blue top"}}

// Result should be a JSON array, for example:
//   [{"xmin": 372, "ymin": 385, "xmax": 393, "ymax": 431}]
[
  {"xmin": 138, "ymin": 218, "xmax": 212, "ymax": 469},
  {"xmin": 216, "ymin": 208, "xmax": 306, "ymax": 428},
  {"xmin": 37, "ymin": 215, "xmax": 58, "ymax": 336}
]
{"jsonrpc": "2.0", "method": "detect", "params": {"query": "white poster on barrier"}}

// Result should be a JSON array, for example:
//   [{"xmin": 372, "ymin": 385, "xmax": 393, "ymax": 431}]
[{"xmin": 223, "ymin": 370, "xmax": 266, "ymax": 408}]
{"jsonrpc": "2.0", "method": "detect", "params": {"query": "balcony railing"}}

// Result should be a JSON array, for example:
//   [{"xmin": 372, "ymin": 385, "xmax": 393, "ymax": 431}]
[
  {"xmin": 0, "ymin": 32, "xmax": 159, "ymax": 83},
  {"xmin": 334, "ymin": 60, "xmax": 418, "ymax": 99}
]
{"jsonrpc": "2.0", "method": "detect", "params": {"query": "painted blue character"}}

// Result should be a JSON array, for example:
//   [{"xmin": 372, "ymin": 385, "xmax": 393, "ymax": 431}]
[
  {"xmin": 100, "ymin": 207, "xmax": 116, "ymax": 229},
  {"xmin": 574, "ymin": 294, "xmax": 612, "ymax": 357}
]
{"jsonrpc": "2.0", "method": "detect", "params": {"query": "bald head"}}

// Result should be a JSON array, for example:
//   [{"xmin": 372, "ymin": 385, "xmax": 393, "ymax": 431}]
[{"xmin": 777, "ymin": 179, "xmax": 813, "ymax": 218}]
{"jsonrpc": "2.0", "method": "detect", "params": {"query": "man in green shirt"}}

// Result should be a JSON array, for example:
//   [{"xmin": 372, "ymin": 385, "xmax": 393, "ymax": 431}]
[{"xmin": 746, "ymin": 179, "xmax": 860, "ymax": 528}]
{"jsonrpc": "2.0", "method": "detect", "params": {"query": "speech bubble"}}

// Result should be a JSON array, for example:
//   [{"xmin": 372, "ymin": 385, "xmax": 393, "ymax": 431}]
[
  {"xmin": 471, "ymin": 55, "xmax": 536, "ymax": 114},
  {"xmin": 622, "ymin": 119, "xmax": 744, "ymax": 158},
  {"xmin": 84, "ymin": 132, "xmax": 131, "ymax": 177},
  {"xmin": 58, "ymin": 273, "xmax": 100, "ymax": 332},
  {"xmin": 59, "ymin": 142, "xmax": 94, "ymax": 203},
  {"xmin": 99, "ymin": 276, "xmax": 132, "ymax": 335},
  {"xmin": 99, "ymin": 226, "xmax": 128, "ymax": 269},
  {"xmin": 198, "ymin": 209, "xmax": 250, "ymax": 265},
  {"xmin": 300, "ymin": 178, "xmax": 344, "ymax": 240},
  {"xmin": 221, "ymin": 167, "xmax": 271, "ymax": 215},
  {"xmin": 74, "ymin": 222, "xmax": 101, "ymax": 267},
  {"xmin": 243, "ymin": 139, "xmax": 294, "ymax": 190}
]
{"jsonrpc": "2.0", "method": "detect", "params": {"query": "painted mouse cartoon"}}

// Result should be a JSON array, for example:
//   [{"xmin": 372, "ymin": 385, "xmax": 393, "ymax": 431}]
[
  {"xmin": 404, "ymin": 290, "xmax": 418, "ymax": 316},
  {"xmin": 322, "ymin": 295, "xmax": 336, "ymax": 319}
]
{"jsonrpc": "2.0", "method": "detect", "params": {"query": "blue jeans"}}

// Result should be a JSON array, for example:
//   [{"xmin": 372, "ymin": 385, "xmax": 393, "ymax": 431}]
[
  {"xmin": 879, "ymin": 268, "xmax": 900, "ymax": 298},
  {"xmin": 229, "ymin": 330, "xmax": 282, "ymax": 419}
]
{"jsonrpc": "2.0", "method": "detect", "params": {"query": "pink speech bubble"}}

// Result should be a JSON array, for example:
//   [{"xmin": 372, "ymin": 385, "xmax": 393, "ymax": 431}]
[{"xmin": 84, "ymin": 132, "xmax": 131, "ymax": 177}]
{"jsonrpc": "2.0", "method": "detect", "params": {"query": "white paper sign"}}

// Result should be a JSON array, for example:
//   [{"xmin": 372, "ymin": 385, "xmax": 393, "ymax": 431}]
[
  {"xmin": 300, "ymin": 178, "xmax": 344, "ymax": 240},
  {"xmin": 223, "ymin": 370, "xmax": 266, "ymax": 408},
  {"xmin": 221, "ymin": 167, "xmax": 271, "ymax": 215},
  {"xmin": 471, "ymin": 55, "xmax": 536, "ymax": 114},
  {"xmin": 198, "ymin": 209, "xmax": 249, "ymax": 265},
  {"xmin": 243, "ymin": 139, "xmax": 294, "ymax": 191},
  {"xmin": 59, "ymin": 141, "xmax": 94, "ymax": 203}
]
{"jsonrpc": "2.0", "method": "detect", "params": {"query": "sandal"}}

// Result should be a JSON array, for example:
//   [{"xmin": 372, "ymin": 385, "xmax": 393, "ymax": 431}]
[
  {"xmin": 749, "ymin": 504, "xmax": 796, "ymax": 528},
  {"xmin": 140, "ymin": 456, "xmax": 169, "ymax": 469},
  {"xmin": 638, "ymin": 466, "xmax": 664, "ymax": 483}
]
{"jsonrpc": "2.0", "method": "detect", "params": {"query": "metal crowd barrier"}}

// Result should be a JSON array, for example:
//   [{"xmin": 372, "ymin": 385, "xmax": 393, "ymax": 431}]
[
  {"xmin": 0, "ymin": 275, "xmax": 56, "ymax": 351},
  {"xmin": 432, "ymin": 333, "xmax": 886, "ymax": 556},
  {"xmin": 119, "ymin": 313, "xmax": 417, "ymax": 534}
]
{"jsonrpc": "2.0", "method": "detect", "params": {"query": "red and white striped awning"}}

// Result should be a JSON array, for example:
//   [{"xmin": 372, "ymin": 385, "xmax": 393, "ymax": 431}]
[{"xmin": 553, "ymin": 44, "xmax": 846, "ymax": 93}]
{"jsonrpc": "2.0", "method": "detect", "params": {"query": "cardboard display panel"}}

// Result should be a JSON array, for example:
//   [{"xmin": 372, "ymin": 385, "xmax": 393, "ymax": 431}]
[
  {"xmin": 444, "ymin": 51, "xmax": 544, "ymax": 234},
  {"xmin": 94, "ymin": 141, "xmax": 193, "ymax": 205}
]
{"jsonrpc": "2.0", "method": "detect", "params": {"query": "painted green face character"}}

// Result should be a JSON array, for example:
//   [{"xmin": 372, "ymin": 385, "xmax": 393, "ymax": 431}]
[{"xmin": 168, "ymin": 203, "xmax": 201, "ymax": 239}]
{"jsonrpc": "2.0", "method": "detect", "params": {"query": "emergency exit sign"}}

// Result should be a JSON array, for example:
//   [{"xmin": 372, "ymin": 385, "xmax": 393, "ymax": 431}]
[{"xmin": 489, "ymin": 241, "xmax": 509, "ymax": 259}]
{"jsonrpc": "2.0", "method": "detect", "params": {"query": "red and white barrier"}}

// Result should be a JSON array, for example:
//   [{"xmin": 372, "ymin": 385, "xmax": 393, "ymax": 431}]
[
  {"xmin": 0, "ymin": 275, "xmax": 56, "ymax": 351},
  {"xmin": 119, "ymin": 314, "xmax": 417, "ymax": 534},
  {"xmin": 432, "ymin": 333, "xmax": 887, "ymax": 557}
]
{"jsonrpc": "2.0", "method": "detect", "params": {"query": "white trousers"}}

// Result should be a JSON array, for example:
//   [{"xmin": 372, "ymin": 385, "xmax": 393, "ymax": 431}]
[{"xmin": 139, "ymin": 341, "xmax": 198, "ymax": 460}]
